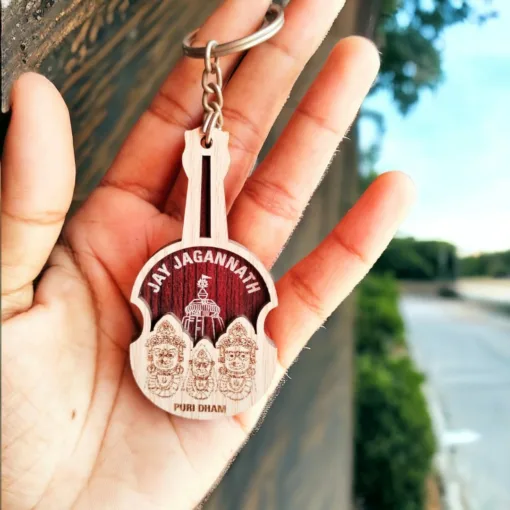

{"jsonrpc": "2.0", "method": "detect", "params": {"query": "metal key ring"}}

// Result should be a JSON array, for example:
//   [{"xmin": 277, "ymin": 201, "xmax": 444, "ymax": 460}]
[{"xmin": 182, "ymin": 4, "xmax": 284, "ymax": 59}]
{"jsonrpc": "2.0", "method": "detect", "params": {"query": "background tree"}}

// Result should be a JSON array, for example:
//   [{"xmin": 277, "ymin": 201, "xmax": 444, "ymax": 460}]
[
  {"xmin": 374, "ymin": 0, "xmax": 496, "ymax": 113},
  {"xmin": 372, "ymin": 238, "xmax": 457, "ymax": 280},
  {"xmin": 461, "ymin": 250, "xmax": 510, "ymax": 277}
]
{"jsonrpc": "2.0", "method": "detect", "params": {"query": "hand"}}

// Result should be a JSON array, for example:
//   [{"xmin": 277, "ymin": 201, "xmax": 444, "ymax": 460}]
[{"xmin": 1, "ymin": 1, "xmax": 414, "ymax": 508}]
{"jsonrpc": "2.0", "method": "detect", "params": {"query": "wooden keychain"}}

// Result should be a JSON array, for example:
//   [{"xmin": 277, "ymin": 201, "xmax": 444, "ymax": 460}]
[{"xmin": 130, "ymin": 5, "xmax": 285, "ymax": 420}]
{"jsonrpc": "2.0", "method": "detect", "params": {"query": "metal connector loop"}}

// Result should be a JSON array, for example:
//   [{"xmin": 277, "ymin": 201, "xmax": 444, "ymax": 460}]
[{"xmin": 183, "ymin": 4, "xmax": 284, "ymax": 59}]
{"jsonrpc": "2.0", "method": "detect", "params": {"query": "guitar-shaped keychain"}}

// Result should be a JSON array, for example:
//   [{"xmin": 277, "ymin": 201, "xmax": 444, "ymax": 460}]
[{"xmin": 130, "ymin": 5, "xmax": 284, "ymax": 419}]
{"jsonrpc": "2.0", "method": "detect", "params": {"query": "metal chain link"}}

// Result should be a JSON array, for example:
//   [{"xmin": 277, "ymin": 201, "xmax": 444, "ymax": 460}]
[{"xmin": 202, "ymin": 41, "xmax": 224, "ymax": 146}]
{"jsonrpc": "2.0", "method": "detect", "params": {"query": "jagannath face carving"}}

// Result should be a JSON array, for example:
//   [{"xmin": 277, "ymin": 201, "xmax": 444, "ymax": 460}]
[
  {"xmin": 224, "ymin": 345, "xmax": 251, "ymax": 373},
  {"xmin": 146, "ymin": 318, "xmax": 187, "ymax": 398},
  {"xmin": 217, "ymin": 321, "xmax": 257, "ymax": 401},
  {"xmin": 218, "ymin": 322, "xmax": 257, "ymax": 370}
]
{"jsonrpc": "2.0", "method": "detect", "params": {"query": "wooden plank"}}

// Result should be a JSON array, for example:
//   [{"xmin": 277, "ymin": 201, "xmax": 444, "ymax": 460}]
[
  {"xmin": 2, "ymin": 0, "xmax": 120, "ymax": 112},
  {"xmin": 1, "ymin": 0, "xmax": 220, "ymax": 200}
]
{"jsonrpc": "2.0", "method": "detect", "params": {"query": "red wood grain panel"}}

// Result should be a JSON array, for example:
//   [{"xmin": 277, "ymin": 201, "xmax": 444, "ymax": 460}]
[{"xmin": 139, "ymin": 246, "xmax": 270, "ymax": 342}]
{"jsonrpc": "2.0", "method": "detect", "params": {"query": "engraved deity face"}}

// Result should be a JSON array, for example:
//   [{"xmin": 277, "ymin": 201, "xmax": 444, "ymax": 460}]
[
  {"xmin": 225, "ymin": 346, "xmax": 251, "ymax": 373},
  {"xmin": 153, "ymin": 343, "xmax": 178, "ymax": 371},
  {"xmin": 192, "ymin": 353, "xmax": 213, "ymax": 378}
]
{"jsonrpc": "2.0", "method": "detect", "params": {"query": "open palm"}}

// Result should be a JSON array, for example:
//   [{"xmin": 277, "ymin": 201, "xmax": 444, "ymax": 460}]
[{"xmin": 1, "ymin": 1, "xmax": 414, "ymax": 509}]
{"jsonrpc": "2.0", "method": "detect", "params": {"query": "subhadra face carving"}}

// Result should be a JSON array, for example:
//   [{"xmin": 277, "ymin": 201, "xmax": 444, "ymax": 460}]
[{"xmin": 185, "ymin": 340, "xmax": 216, "ymax": 400}]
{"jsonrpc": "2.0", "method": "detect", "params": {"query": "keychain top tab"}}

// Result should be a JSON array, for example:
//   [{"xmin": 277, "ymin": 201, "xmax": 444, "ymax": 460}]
[{"xmin": 129, "ymin": 4, "xmax": 284, "ymax": 420}]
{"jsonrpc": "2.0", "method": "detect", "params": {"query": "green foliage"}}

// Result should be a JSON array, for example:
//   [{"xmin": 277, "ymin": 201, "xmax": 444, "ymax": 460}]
[
  {"xmin": 374, "ymin": 0, "xmax": 496, "ymax": 113},
  {"xmin": 354, "ymin": 354, "xmax": 436, "ymax": 510},
  {"xmin": 460, "ymin": 250, "xmax": 510, "ymax": 277},
  {"xmin": 372, "ymin": 237, "xmax": 457, "ymax": 280},
  {"xmin": 354, "ymin": 275, "xmax": 436, "ymax": 510},
  {"xmin": 356, "ymin": 274, "xmax": 405, "ymax": 356}
]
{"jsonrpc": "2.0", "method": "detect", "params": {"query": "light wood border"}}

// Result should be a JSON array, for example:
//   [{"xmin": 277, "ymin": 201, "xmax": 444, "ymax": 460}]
[{"xmin": 130, "ymin": 128, "xmax": 278, "ymax": 419}]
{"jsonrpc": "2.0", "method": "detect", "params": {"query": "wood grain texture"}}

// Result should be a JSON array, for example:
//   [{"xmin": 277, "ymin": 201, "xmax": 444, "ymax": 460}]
[
  {"xmin": 130, "ymin": 129, "xmax": 278, "ymax": 419},
  {"xmin": 138, "ymin": 246, "xmax": 271, "ymax": 337},
  {"xmin": 1, "ymin": 0, "xmax": 221, "ymax": 200},
  {"xmin": 2, "ymin": 0, "xmax": 133, "ymax": 112},
  {"xmin": 181, "ymin": 128, "xmax": 231, "ymax": 245}
]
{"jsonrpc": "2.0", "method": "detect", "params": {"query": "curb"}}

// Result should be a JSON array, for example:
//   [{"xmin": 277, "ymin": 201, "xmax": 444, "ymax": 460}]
[{"xmin": 423, "ymin": 384, "xmax": 467, "ymax": 510}]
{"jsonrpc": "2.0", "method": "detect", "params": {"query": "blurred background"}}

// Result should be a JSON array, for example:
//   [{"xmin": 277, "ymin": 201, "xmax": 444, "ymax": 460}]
[
  {"xmin": 356, "ymin": 2, "xmax": 510, "ymax": 510},
  {"xmin": 1, "ymin": 1, "xmax": 508, "ymax": 509}
]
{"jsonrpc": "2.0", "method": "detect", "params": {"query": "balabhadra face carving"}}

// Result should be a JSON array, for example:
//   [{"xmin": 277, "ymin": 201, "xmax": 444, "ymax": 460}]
[
  {"xmin": 146, "ymin": 321, "xmax": 186, "ymax": 375},
  {"xmin": 152, "ymin": 344, "xmax": 178, "ymax": 371}
]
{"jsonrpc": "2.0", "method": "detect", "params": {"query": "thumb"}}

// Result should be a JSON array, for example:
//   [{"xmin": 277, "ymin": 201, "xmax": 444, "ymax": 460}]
[{"xmin": 1, "ymin": 73, "xmax": 75, "ymax": 320}]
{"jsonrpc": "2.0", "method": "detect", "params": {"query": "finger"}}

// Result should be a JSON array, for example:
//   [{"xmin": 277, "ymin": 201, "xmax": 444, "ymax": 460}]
[
  {"xmin": 229, "ymin": 36, "xmax": 380, "ymax": 268},
  {"xmin": 237, "ymin": 171, "xmax": 413, "ymax": 432},
  {"xmin": 165, "ymin": 0, "xmax": 347, "ymax": 218},
  {"xmin": 270, "ymin": 171, "xmax": 416, "ymax": 368},
  {"xmin": 1, "ymin": 73, "xmax": 75, "ymax": 320},
  {"xmin": 102, "ymin": 0, "xmax": 271, "ymax": 207}
]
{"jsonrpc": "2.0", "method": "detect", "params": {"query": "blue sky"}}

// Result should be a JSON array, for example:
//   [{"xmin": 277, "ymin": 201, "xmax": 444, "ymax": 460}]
[{"xmin": 359, "ymin": 0, "xmax": 510, "ymax": 256}]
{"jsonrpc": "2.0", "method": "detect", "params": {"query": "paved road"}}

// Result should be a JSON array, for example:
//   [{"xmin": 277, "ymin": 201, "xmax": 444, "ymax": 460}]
[{"xmin": 401, "ymin": 296, "xmax": 510, "ymax": 510}]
